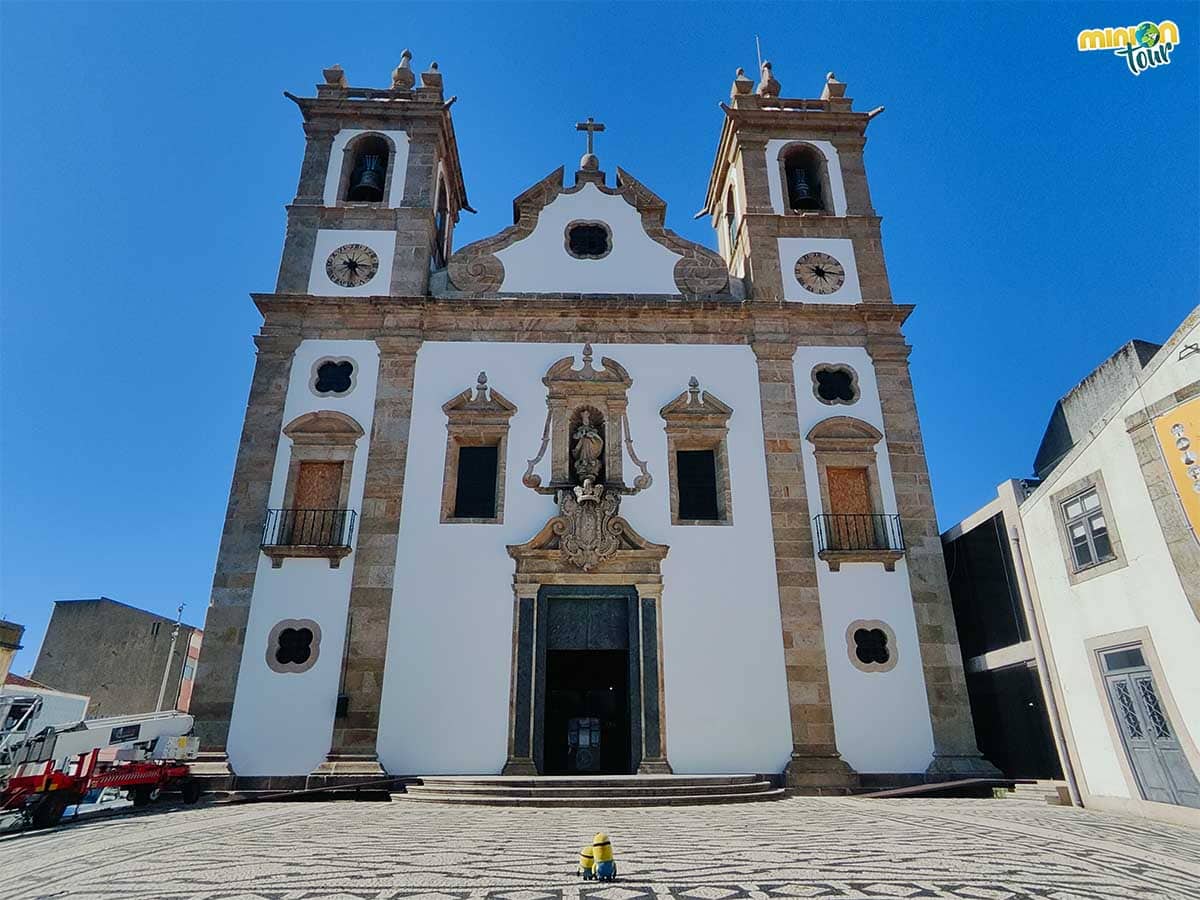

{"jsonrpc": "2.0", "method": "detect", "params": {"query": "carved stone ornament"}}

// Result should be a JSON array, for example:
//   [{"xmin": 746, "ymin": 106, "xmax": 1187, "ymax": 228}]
[{"xmin": 513, "ymin": 344, "xmax": 661, "ymax": 571}]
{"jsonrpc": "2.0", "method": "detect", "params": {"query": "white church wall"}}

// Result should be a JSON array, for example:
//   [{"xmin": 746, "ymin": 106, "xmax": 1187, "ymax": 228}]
[
  {"xmin": 493, "ymin": 183, "xmax": 683, "ymax": 295},
  {"xmin": 779, "ymin": 237, "xmax": 862, "ymax": 304},
  {"xmin": 793, "ymin": 347, "xmax": 936, "ymax": 773},
  {"xmin": 226, "ymin": 340, "xmax": 380, "ymax": 776},
  {"xmin": 308, "ymin": 229, "xmax": 396, "ymax": 297},
  {"xmin": 765, "ymin": 139, "xmax": 849, "ymax": 217},
  {"xmin": 376, "ymin": 342, "xmax": 794, "ymax": 775},
  {"xmin": 323, "ymin": 128, "xmax": 410, "ymax": 208},
  {"xmin": 1020, "ymin": 322, "xmax": 1200, "ymax": 805}
]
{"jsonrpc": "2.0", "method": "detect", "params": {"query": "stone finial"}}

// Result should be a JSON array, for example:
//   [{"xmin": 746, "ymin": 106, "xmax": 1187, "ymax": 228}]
[
  {"xmin": 391, "ymin": 49, "xmax": 414, "ymax": 90},
  {"xmin": 421, "ymin": 61, "xmax": 443, "ymax": 90},
  {"xmin": 731, "ymin": 67, "xmax": 754, "ymax": 98},
  {"xmin": 687, "ymin": 376, "xmax": 701, "ymax": 403},
  {"xmin": 582, "ymin": 343, "xmax": 594, "ymax": 368},
  {"xmin": 475, "ymin": 370, "xmax": 489, "ymax": 398},
  {"xmin": 821, "ymin": 70, "xmax": 847, "ymax": 100},
  {"xmin": 756, "ymin": 60, "xmax": 780, "ymax": 98},
  {"xmin": 322, "ymin": 64, "xmax": 347, "ymax": 87}
]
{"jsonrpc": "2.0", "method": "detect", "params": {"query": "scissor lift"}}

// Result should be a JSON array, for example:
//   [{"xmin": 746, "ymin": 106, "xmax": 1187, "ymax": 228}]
[{"xmin": 0, "ymin": 699, "xmax": 201, "ymax": 829}]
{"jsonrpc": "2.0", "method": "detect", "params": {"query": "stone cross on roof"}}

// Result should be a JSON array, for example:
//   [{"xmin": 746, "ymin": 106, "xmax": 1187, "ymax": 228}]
[{"xmin": 575, "ymin": 116, "xmax": 605, "ymax": 171}]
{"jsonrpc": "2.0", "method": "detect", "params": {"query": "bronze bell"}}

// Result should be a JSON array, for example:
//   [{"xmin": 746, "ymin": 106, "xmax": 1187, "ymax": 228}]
[
  {"xmin": 787, "ymin": 166, "xmax": 820, "ymax": 210},
  {"xmin": 348, "ymin": 154, "xmax": 385, "ymax": 201}
]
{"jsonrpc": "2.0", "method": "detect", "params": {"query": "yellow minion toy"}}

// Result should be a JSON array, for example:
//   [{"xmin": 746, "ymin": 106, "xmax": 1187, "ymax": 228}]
[
  {"xmin": 592, "ymin": 831, "xmax": 616, "ymax": 881},
  {"xmin": 578, "ymin": 845, "xmax": 595, "ymax": 880}
]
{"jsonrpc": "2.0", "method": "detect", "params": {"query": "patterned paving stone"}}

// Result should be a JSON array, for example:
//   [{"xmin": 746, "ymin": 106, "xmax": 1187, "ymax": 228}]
[{"xmin": 0, "ymin": 797, "xmax": 1197, "ymax": 899}]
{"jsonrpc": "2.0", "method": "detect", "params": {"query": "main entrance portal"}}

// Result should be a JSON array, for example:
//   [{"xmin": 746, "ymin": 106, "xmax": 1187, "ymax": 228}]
[{"xmin": 545, "ymin": 649, "xmax": 630, "ymax": 774}]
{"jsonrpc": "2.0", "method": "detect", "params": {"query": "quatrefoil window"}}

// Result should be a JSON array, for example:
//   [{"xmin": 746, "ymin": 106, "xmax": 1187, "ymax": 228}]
[
  {"xmin": 846, "ymin": 620, "xmax": 897, "ymax": 672},
  {"xmin": 812, "ymin": 365, "xmax": 859, "ymax": 405},
  {"xmin": 266, "ymin": 619, "xmax": 322, "ymax": 673},
  {"xmin": 565, "ymin": 221, "xmax": 612, "ymax": 260},
  {"xmin": 854, "ymin": 628, "xmax": 889, "ymax": 665},
  {"xmin": 313, "ymin": 359, "xmax": 355, "ymax": 396}
]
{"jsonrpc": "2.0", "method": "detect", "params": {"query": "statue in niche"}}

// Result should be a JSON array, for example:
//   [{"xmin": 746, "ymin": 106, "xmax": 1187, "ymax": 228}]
[{"xmin": 571, "ymin": 411, "xmax": 604, "ymax": 484}]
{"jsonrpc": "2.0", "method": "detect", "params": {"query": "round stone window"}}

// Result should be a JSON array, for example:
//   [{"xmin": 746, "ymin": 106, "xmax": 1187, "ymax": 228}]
[
  {"xmin": 311, "ymin": 358, "xmax": 357, "ymax": 397},
  {"xmin": 845, "ymin": 619, "xmax": 897, "ymax": 673},
  {"xmin": 266, "ymin": 619, "xmax": 322, "ymax": 674},
  {"xmin": 811, "ymin": 364, "xmax": 859, "ymax": 406},
  {"xmin": 565, "ymin": 221, "xmax": 612, "ymax": 259}
]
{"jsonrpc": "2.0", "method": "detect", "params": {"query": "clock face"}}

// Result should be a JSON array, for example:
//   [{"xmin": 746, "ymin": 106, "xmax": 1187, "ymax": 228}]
[
  {"xmin": 325, "ymin": 243, "xmax": 380, "ymax": 288},
  {"xmin": 794, "ymin": 252, "xmax": 847, "ymax": 295}
]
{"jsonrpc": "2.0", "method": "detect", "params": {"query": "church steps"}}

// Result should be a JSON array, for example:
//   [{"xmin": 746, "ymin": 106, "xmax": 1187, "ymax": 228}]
[{"xmin": 396, "ymin": 775, "xmax": 784, "ymax": 807}]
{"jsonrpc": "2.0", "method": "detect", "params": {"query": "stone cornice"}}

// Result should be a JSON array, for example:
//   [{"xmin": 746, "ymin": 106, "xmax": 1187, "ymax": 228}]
[{"xmin": 250, "ymin": 293, "xmax": 913, "ymax": 345}]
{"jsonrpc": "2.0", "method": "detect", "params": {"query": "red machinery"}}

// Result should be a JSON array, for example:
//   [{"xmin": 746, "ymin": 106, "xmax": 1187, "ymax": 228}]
[{"xmin": 0, "ymin": 703, "xmax": 201, "ymax": 829}]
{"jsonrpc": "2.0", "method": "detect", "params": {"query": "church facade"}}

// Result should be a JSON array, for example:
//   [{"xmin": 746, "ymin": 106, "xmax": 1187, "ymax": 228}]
[{"xmin": 189, "ymin": 55, "xmax": 996, "ymax": 790}]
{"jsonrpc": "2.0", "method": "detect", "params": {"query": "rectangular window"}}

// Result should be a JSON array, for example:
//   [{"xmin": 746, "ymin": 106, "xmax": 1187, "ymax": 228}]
[
  {"xmin": 1103, "ymin": 647, "xmax": 1146, "ymax": 672},
  {"xmin": 676, "ymin": 449, "xmax": 720, "ymax": 521},
  {"xmin": 453, "ymin": 444, "xmax": 499, "ymax": 519},
  {"xmin": 1060, "ymin": 487, "xmax": 1114, "ymax": 571}
]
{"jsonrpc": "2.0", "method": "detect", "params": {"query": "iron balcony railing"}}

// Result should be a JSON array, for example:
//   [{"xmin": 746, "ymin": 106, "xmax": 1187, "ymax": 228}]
[
  {"xmin": 812, "ymin": 513, "xmax": 905, "ymax": 554},
  {"xmin": 262, "ymin": 509, "xmax": 357, "ymax": 549}
]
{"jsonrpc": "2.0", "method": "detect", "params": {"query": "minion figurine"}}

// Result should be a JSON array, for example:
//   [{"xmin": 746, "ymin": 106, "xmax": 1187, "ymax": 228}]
[
  {"xmin": 578, "ymin": 845, "xmax": 595, "ymax": 880},
  {"xmin": 592, "ymin": 832, "xmax": 617, "ymax": 881}
]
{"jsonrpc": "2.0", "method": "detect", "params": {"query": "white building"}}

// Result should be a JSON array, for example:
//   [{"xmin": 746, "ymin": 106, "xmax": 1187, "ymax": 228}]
[
  {"xmin": 945, "ymin": 307, "xmax": 1200, "ymax": 825},
  {"xmin": 189, "ymin": 58, "xmax": 997, "ymax": 792}
]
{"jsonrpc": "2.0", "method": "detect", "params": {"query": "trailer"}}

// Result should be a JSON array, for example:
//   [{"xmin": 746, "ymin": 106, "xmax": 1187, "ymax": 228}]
[{"xmin": 0, "ymin": 701, "xmax": 201, "ymax": 829}]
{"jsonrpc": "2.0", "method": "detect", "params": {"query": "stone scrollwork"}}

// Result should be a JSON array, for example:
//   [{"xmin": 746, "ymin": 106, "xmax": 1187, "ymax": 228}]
[{"xmin": 447, "ymin": 249, "xmax": 504, "ymax": 293}]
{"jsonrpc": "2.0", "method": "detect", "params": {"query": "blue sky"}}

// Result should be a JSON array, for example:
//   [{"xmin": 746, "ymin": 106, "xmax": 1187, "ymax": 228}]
[{"xmin": 1, "ymin": 2, "xmax": 1196, "ymax": 674}]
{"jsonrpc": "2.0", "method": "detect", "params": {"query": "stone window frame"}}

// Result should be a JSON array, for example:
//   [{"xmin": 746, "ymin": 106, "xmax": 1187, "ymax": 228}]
[
  {"xmin": 1084, "ymin": 626, "xmax": 1200, "ymax": 812},
  {"xmin": 776, "ymin": 141, "xmax": 833, "ymax": 216},
  {"xmin": 811, "ymin": 362, "xmax": 861, "ymax": 407},
  {"xmin": 563, "ymin": 220, "xmax": 613, "ymax": 261},
  {"xmin": 806, "ymin": 416, "xmax": 902, "ymax": 572},
  {"xmin": 659, "ymin": 377, "xmax": 734, "ymax": 526},
  {"xmin": 440, "ymin": 372, "xmax": 517, "ymax": 525},
  {"xmin": 845, "ymin": 619, "xmax": 898, "ymax": 673},
  {"xmin": 265, "ymin": 619, "xmax": 322, "ymax": 674},
  {"xmin": 334, "ymin": 131, "xmax": 400, "ymax": 208},
  {"xmin": 309, "ymin": 356, "xmax": 358, "ymax": 399},
  {"xmin": 265, "ymin": 410, "xmax": 365, "ymax": 568},
  {"xmin": 1050, "ymin": 470, "xmax": 1128, "ymax": 585}
]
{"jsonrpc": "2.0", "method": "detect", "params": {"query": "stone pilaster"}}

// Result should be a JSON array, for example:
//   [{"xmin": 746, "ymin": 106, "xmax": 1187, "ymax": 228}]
[
  {"xmin": 867, "ymin": 334, "xmax": 1000, "ymax": 777},
  {"xmin": 752, "ymin": 339, "xmax": 858, "ymax": 792},
  {"xmin": 736, "ymin": 137, "xmax": 786, "ymax": 303},
  {"xmin": 190, "ymin": 333, "xmax": 300, "ymax": 774},
  {"xmin": 830, "ymin": 135, "xmax": 875, "ymax": 217},
  {"xmin": 296, "ymin": 121, "xmax": 339, "ymax": 204},
  {"xmin": 314, "ymin": 335, "xmax": 422, "ymax": 780}
]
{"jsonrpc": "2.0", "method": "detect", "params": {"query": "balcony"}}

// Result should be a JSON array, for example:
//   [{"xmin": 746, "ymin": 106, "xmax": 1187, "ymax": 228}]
[
  {"xmin": 812, "ymin": 513, "xmax": 905, "ymax": 572},
  {"xmin": 261, "ymin": 509, "xmax": 357, "ymax": 569}
]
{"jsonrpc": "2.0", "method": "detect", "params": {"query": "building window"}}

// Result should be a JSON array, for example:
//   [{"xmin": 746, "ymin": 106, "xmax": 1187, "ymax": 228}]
[
  {"xmin": 1050, "ymin": 471, "xmax": 1127, "ymax": 584},
  {"xmin": 433, "ymin": 178, "xmax": 451, "ymax": 269},
  {"xmin": 565, "ymin": 221, "xmax": 612, "ymax": 260},
  {"xmin": 676, "ymin": 449, "xmax": 719, "ymax": 521},
  {"xmin": 724, "ymin": 186, "xmax": 738, "ymax": 257},
  {"xmin": 341, "ymin": 134, "xmax": 391, "ymax": 203},
  {"xmin": 660, "ymin": 377, "xmax": 734, "ymax": 525},
  {"xmin": 150, "ymin": 622, "xmax": 161, "ymax": 637},
  {"xmin": 811, "ymin": 364, "xmax": 859, "ymax": 405},
  {"xmin": 454, "ymin": 445, "xmax": 500, "ymax": 518},
  {"xmin": 780, "ymin": 143, "xmax": 827, "ymax": 213},
  {"xmin": 1061, "ymin": 487, "xmax": 1113, "ymax": 570},
  {"xmin": 441, "ymin": 372, "xmax": 517, "ymax": 524},
  {"xmin": 807, "ymin": 416, "xmax": 904, "ymax": 571},
  {"xmin": 265, "ymin": 619, "xmax": 321, "ymax": 674},
  {"xmin": 311, "ymin": 358, "xmax": 356, "ymax": 396},
  {"xmin": 846, "ymin": 620, "xmax": 898, "ymax": 673},
  {"xmin": 262, "ymin": 411, "xmax": 364, "ymax": 568}
]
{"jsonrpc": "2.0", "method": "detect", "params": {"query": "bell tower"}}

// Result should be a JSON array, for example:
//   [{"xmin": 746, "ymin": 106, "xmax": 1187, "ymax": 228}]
[
  {"xmin": 703, "ymin": 64, "xmax": 887, "ymax": 304},
  {"xmin": 275, "ymin": 53, "xmax": 469, "ymax": 300}
]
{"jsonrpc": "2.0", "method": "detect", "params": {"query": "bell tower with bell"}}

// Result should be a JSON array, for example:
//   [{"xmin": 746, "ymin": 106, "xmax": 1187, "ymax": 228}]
[
  {"xmin": 274, "ymin": 53, "xmax": 469, "ymax": 300},
  {"xmin": 702, "ymin": 63, "xmax": 888, "ymax": 305}
]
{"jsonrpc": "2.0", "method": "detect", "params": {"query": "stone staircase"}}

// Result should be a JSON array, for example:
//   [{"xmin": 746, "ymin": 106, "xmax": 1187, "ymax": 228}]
[
  {"xmin": 1000, "ymin": 780, "xmax": 1071, "ymax": 806},
  {"xmin": 395, "ymin": 774, "xmax": 784, "ymax": 807}
]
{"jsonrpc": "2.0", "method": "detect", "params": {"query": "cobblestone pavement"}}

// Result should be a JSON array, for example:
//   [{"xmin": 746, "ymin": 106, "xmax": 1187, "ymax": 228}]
[{"xmin": 1, "ymin": 797, "xmax": 1199, "ymax": 900}]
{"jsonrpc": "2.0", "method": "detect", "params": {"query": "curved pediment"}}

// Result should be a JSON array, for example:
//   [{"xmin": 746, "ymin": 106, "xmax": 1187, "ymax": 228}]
[{"xmin": 444, "ymin": 166, "xmax": 731, "ymax": 298}]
